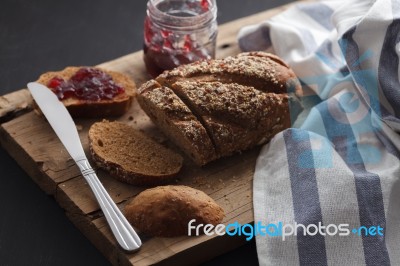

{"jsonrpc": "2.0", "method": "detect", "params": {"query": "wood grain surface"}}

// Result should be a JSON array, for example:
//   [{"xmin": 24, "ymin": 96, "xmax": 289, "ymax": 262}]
[{"xmin": 0, "ymin": 3, "xmax": 297, "ymax": 265}]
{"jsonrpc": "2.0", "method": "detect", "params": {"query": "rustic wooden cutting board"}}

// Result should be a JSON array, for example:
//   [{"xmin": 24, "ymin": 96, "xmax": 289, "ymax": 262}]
[{"xmin": 0, "ymin": 3, "xmax": 300, "ymax": 265}]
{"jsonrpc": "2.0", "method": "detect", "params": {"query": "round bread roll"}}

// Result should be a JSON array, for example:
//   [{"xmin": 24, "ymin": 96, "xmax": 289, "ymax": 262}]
[{"xmin": 125, "ymin": 185, "xmax": 225, "ymax": 237}]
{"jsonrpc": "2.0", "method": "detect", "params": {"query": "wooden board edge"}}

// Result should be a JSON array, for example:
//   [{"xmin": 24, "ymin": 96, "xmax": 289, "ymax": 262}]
[
  {"xmin": 0, "ymin": 119, "xmax": 56, "ymax": 194},
  {"xmin": 65, "ymin": 213, "xmax": 249, "ymax": 266},
  {"xmin": 65, "ymin": 213, "xmax": 122, "ymax": 265},
  {"xmin": 0, "ymin": 89, "xmax": 33, "ymax": 124},
  {"xmin": 0, "ymin": 116, "xmax": 120, "ymax": 263}
]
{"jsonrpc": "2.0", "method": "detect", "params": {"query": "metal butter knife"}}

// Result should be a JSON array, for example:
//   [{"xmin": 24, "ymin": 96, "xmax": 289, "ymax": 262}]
[{"xmin": 27, "ymin": 82, "xmax": 141, "ymax": 252}]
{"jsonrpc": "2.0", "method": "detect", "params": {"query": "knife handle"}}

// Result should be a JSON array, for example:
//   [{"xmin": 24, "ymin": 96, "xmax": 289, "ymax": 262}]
[{"xmin": 75, "ymin": 158, "xmax": 142, "ymax": 251}]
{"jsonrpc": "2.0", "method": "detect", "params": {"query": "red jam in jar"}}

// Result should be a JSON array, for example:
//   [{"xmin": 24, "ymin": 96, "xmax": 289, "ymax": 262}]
[
  {"xmin": 143, "ymin": 0, "xmax": 218, "ymax": 77},
  {"xmin": 47, "ymin": 67, "xmax": 125, "ymax": 101}
]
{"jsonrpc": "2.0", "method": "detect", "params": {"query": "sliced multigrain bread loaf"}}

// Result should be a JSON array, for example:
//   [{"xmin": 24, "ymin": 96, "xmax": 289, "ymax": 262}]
[
  {"xmin": 37, "ymin": 66, "xmax": 136, "ymax": 117},
  {"xmin": 138, "ymin": 52, "xmax": 302, "ymax": 165},
  {"xmin": 88, "ymin": 120, "xmax": 183, "ymax": 186},
  {"xmin": 125, "ymin": 185, "xmax": 225, "ymax": 237}
]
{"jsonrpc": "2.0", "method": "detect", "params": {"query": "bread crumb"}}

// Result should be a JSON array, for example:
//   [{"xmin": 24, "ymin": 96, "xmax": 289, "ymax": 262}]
[
  {"xmin": 193, "ymin": 176, "xmax": 206, "ymax": 186},
  {"xmin": 192, "ymin": 176, "xmax": 213, "ymax": 189},
  {"xmin": 76, "ymin": 124, "xmax": 83, "ymax": 131}
]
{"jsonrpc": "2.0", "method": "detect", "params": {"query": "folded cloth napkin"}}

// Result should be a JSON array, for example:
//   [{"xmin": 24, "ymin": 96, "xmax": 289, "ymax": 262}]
[{"xmin": 238, "ymin": 0, "xmax": 400, "ymax": 265}]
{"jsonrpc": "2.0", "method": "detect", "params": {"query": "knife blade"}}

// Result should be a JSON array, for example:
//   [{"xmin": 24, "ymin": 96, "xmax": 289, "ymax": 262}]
[{"xmin": 27, "ymin": 82, "xmax": 141, "ymax": 251}]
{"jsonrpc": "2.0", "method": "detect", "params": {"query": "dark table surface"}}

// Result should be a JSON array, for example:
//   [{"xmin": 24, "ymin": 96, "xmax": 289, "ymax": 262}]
[{"xmin": 0, "ymin": 0, "xmax": 294, "ymax": 265}]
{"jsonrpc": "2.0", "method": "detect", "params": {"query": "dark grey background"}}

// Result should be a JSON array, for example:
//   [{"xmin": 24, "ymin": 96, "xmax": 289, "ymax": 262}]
[{"xmin": 0, "ymin": 0, "xmax": 294, "ymax": 265}]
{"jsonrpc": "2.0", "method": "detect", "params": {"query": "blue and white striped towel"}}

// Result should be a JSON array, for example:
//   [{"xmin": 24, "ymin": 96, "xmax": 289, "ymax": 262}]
[{"xmin": 238, "ymin": 0, "xmax": 400, "ymax": 265}]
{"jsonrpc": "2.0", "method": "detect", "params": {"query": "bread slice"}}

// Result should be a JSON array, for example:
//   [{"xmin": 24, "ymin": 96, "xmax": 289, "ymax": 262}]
[
  {"xmin": 88, "ymin": 120, "xmax": 183, "ymax": 186},
  {"xmin": 125, "ymin": 185, "xmax": 225, "ymax": 237},
  {"xmin": 37, "ymin": 66, "xmax": 136, "ymax": 118}
]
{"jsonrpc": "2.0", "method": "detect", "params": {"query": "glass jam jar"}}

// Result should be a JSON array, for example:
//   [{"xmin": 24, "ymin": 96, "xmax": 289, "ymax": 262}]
[{"xmin": 143, "ymin": 0, "xmax": 218, "ymax": 77}]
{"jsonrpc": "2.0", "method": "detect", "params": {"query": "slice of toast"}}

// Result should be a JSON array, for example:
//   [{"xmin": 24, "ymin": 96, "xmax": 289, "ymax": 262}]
[
  {"xmin": 37, "ymin": 66, "xmax": 136, "ymax": 117},
  {"xmin": 88, "ymin": 120, "xmax": 183, "ymax": 186}
]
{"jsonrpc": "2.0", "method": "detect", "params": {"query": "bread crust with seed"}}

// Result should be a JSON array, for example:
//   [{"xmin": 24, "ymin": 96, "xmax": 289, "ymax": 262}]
[
  {"xmin": 37, "ymin": 66, "xmax": 136, "ymax": 118},
  {"xmin": 138, "ymin": 52, "xmax": 302, "ymax": 165}
]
